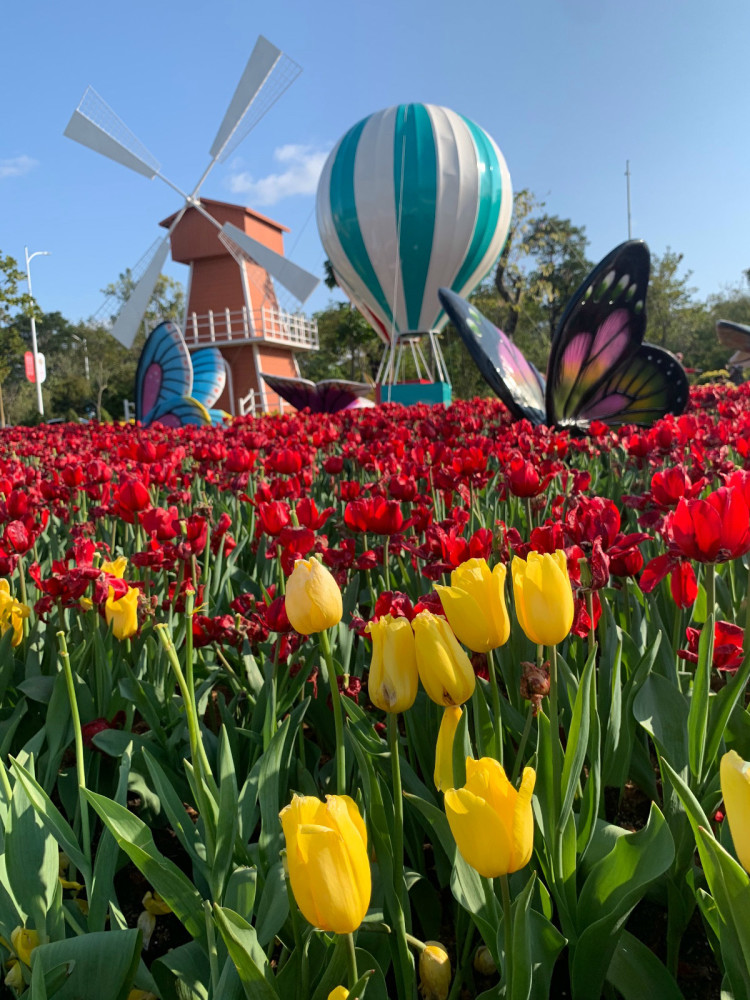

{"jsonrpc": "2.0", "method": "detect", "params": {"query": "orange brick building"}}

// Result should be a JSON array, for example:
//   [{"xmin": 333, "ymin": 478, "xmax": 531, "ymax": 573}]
[{"xmin": 159, "ymin": 198, "xmax": 318, "ymax": 414}]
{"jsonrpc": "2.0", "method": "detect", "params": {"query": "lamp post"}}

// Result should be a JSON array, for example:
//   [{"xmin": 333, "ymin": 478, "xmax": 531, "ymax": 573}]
[
  {"xmin": 24, "ymin": 247, "xmax": 50, "ymax": 417},
  {"xmin": 71, "ymin": 334, "xmax": 90, "ymax": 381}
]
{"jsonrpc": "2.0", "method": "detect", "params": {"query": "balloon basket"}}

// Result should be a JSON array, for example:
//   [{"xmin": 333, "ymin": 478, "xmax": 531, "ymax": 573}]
[{"xmin": 376, "ymin": 381, "xmax": 452, "ymax": 406}]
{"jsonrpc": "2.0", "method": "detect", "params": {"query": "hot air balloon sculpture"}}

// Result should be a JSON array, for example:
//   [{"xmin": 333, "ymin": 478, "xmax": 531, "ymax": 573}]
[{"xmin": 316, "ymin": 103, "xmax": 512, "ymax": 405}]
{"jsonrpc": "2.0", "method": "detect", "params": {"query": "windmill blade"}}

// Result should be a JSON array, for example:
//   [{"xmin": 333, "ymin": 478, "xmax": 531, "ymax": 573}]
[
  {"xmin": 208, "ymin": 36, "xmax": 301, "ymax": 165},
  {"xmin": 220, "ymin": 223, "xmax": 319, "ymax": 303},
  {"xmin": 110, "ymin": 237, "xmax": 170, "ymax": 348},
  {"xmin": 64, "ymin": 87, "xmax": 161, "ymax": 179}
]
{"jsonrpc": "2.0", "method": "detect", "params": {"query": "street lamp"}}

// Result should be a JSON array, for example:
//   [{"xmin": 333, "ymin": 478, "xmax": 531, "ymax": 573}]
[
  {"xmin": 24, "ymin": 247, "xmax": 51, "ymax": 417},
  {"xmin": 70, "ymin": 334, "xmax": 90, "ymax": 381}
]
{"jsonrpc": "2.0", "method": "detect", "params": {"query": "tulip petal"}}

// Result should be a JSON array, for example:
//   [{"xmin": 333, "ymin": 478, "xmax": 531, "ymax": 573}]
[
  {"xmin": 434, "ymin": 585, "xmax": 493, "ymax": 653},
  {"xmin": 509, "ymin": 767, "xmax": 536, "ymax": 871},
  {"xmin": 445, "ymin": 787, "xmax": 512, "ymax": 878},
  {"xmin": 720, "ymin": 750, "xmax": 750, "ymax": 873},
  {"xmin": 294, "ymin": 825, "xmax": 370, "ymax": 933}
]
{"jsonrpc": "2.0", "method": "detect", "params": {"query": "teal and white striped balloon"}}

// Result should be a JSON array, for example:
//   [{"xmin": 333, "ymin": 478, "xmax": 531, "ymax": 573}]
[{"xmin": 316, "ymin": 103, "xmax": 512, "ymax": 345}]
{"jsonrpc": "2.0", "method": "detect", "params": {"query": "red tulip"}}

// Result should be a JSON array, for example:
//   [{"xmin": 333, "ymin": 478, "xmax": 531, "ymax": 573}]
[{"xmin": 670, "ymin": 488, "xmax": 750, "ymax": 563}]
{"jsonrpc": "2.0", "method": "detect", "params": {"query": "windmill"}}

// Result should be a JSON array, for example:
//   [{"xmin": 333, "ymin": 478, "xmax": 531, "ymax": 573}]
[{"xmin": 64, "ymin": 36, "xmax": 320, "ymax": 412}]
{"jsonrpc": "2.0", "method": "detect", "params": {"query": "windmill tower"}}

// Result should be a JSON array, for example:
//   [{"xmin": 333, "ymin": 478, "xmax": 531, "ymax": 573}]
[{"xmin": 64, "ymin": 36, "xmax": 320, "ymax": 415}]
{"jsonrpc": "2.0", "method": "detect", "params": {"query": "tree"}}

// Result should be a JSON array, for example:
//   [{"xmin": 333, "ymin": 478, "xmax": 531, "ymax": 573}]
[
  {"xmin": 100, "ymin": 270, "xmax": 185, "ymax": 347},
  {"xmin": 301, "ymin": 302, "xmax": 381, "ymax": 383},
  {"xmin": 0, "ymin": 252, "xmax": 35, "ymax": 322},
  {"xmin": 522, "ymin": 215, "xmax": 591, "ymax": 344}
]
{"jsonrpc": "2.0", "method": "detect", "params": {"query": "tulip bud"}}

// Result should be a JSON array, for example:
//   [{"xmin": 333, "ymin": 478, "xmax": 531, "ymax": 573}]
[
  {"xmin": 473, "ymin": 944, "xmax": 497, "ymax": 976},
  {"xmin": 285, "ymin": 558, "xmax": 343, "ymax": 635},
  {"xmin": 434, "ymin": 559, "xmax": 510, "ymax": 653},
  {"xmin": 720, "ymin": 750, "xmax": 750, "ymax": 872},
  {"xmin": 412, "ymin": 611, "xmax": 475, "ymax": 707},
  {"xmin": 445, "ymin": 759, "xmax": 535, "ymax": 878},
  {"xmin": 512, "ymin": 550, "xmax": 574, "ymax": 647},
  {"xmin": 327, "ymin": 989, "xmax": 349, "ymax": 1000},
  {"xmin": 280, "ymin": 793, "xmax": 371, "ymax": 934},
  {"xmin": 419, "ymin": 941, "xmax": 451, "ymax": 1000},
  {"xmin": 4, "ymin": 961, "xmax": 23, "ymax": 992},
  {"xmin": 105, "ymin": 585, "xmax": 139, "ymax": 640},
  {"xmin": 10, "ymin": 927, "xmax": 40, "ymax": 966},
  {"xmin": 365, "ymin": 614, "xmax": 418, "ymax": 713},
  {"xmin": 434, "ymin": 706, "xmax": 462, "ymax": 792}
]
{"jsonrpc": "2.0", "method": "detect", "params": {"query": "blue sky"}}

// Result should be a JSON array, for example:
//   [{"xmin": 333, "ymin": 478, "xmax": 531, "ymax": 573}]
[{"xmin": 2, "ymin": 0, "xmax": 748, "ymax": 326}]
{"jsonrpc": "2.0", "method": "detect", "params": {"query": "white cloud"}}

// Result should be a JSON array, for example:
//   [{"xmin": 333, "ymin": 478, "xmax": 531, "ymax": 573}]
[
  {"xmin": 0, "ymin": 155, "xmax": 38, "ymax": 180},
  {"xmin": 227, "ymin": 143, "xmax": 330, "ymax": 206}
]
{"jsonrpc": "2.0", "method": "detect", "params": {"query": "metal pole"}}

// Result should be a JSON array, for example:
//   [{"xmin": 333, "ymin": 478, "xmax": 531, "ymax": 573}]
[
  {"xmin": 24, "ymin": 247, "xmax": 50, "ymax": 417},
  {"xmin": 625, "ymin": 160, "xmax": 632, "ymax": 240},
  {"xmin": 83, "ymin": 338, "xmax": 89, "ymax": 381}
]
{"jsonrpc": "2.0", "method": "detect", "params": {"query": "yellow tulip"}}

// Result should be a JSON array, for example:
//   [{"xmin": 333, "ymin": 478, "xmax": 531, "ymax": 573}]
[
  {"xmin": 10, "ymin": 926, "xmax": 39, "ymax": 966},
  {"xmin": 412, "ymin": 611, "xmax": 475, "ymax": 707},
  {"xmin": 434, "ymin": 559, "xmax": 510, "ymax": 653},
  {"xmin": 101, "ymin": 556, "xmax": 128, "ymax": 578},
  {"xmin": 105, "ymin": 586, "xmax": 139, "ymax": 640},
  {"xmin": 365, "ymin": 614, "xmax": 418, "ymax": 713},
  {"xmin": 512, "ymin": 550, "xmax": 574, "ymax": 647},
  {"xmin": 280, "ymin": 793, "xmax": 371, "ymax": 934},
  {"xmin": 285, "ymin": 558, "xmax": 343, "ymax": 635},
  {"xmin": 720, "ymin": 750, "xmax": 750, "ymax": 872},
  {"xmin": 0, "ymin": 580, "xmax": 30, "ymax": 647},
  {"xmin": 327, "ymin": 989, "xmax": 349, "ymax": 1000},
  {"xmin": 4, "ymin": 961, "xmax": 23, "ymax": 992},
  {"xmin": 419, "ymin": 941, "xmax": 451, "ymax": 1000},
  {"xmin": 434, "ymin": 706, "xmax": 463, "ymax": 792},
  {"xmin": 445, "ymin": 758, "xmax": 535, "ymax": 878}
]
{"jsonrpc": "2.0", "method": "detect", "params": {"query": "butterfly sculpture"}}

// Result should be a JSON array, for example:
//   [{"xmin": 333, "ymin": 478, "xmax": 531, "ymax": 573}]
[
  {"xmin": 717, "ymin": 319, "xmax": 750, "ymax": 369},
  {"xmin": 135, "ymin": 321, "xmax": 228, "ymax": 427},
  {"xmin": 439, "ymin": 240, "xmax": 689, "ymax": 429},
  {"xmin": 261, "ymin": 373, "xmax": 372, "ymax": 414}
]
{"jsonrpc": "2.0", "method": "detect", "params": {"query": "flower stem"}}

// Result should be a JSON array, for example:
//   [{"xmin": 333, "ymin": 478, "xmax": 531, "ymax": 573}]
[
  {"xmin": 511, "ymin": 704, "xmax": 534, "ymax": 784},
  {"xmin": 57, "ymin": 631, "xmax": 91, "ymax": 871},
  {"xmin": 486, "ymin": 647, "xmax": 503, "ymax": 764},
  {"xmin": 346, "ymin": 932, "xmax": 358, "ymax": 990},
  {"xmin": 387, "ymin": 713, "xmax": 406, "ymax": 908},
  {"xmin": 548, "ymin": 643, "xmax": 563, "ymax": 879},
  {"xmin": 383, "ymin": 536, "xmax": 391, "ymax": 591},
  {"xmin": 500, "ymin": 874, "xmax": 513, "ymax": 996},
  {"xmin": 320, "ymin": 628, "xmax": 345, "ymax": 794}
]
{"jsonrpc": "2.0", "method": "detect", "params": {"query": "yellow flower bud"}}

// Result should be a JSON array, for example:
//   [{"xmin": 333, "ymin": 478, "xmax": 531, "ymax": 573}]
[
  {"xmin": 720, "ymin": 750, "xmax": 750, "ymax": 872},
  {"xmin": 419, "ymin": 941, "xmax": 451, "ymax": 1000},
  {"xmin": 142, "ymin": 891, "xmax": 171, "ymax": 915},
  {"xmin": 105, "ymin": 586, "xmax": 139, "ymax": 640},
  {"xmin": 127, "ymin": 990, "xmax": 158, "ymax": 1000},
  {"xmin": 0, "ymin": 581, "xmax": 30, "ymax": 647},
  {"xmin": 412, "ymin": 612, "xmax": 475, "ymax": 707},
  {"xmin": 445, "ymin": 759, "xmax": 535, "ymax": 878},
  {"xmin": 4, "ymin": 960, "xmax": 23, "ymax": 992},
  {"xmin": 434, "ymin": 706, "xmax": 463, "ymax": 792},
  {"xmin": 280, "ymin": 793, "xmax": 371, "ymax": 934},
  {"xmin": 327, "ymin": 989, "xmax": 349, "ymax": 1000},
  {"xmin": 473, "ymin": 944, "xmax": 497, "ymax": 976},
  {"xmin": 285, "ymin": 559, "xmax": 343, "ymax": 635},
  {"xmin": 365, "ymin": 614, "xmax": 418, "ymax": 713},
  {"xmin": 10, "ymin": 927, "xmax": 39, "ymax": 966},
  {"xmin": 512, "ymin": 550, "xmax": 574, "ymax": 647},
  {"xmin": 434, "ymin": 559, "xmax": 510, "ymax": 653}
]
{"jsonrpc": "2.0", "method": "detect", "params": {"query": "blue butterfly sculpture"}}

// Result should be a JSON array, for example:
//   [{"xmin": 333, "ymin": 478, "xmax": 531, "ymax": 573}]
[
  {"xmin": 439, "ymin": 240, "xmax": 689, "ymax": 429},
  {"xmin": 135, "ymin": 322, "xmax": 228, "ymax": 428}
]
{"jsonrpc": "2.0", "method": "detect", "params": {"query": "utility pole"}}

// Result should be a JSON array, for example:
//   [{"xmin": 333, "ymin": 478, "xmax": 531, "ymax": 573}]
[
  {"xmin": 625, "ymin": 161, "xmax": 632, "ymax": 240},
  {"xmin": 24, "ymin": 247, "xmax": 51, "ymax": 417}
]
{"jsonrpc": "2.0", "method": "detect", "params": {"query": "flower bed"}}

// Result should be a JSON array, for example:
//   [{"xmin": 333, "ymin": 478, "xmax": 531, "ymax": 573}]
[{"xmin": 0, "ymin": 384, "xmax": 748, "ymax": 999}]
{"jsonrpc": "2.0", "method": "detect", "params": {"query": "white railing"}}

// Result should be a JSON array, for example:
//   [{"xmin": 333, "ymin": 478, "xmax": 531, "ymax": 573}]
[
  {"xmin": 239, "ymin": 389, "xmax": 257, "ymax": 417},
  {"xmin": 185, "ymin": 306, "xmax": 318, "ymax": 350}
]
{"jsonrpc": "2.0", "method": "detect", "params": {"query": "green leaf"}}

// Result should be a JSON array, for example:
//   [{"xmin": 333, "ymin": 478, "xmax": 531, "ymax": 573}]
[
  {"xmin": 223, "ymin": 866, "xmax": 257, "ymax": 917},
  {"xmin": 506, "ymin": 872, "xmax": 535, "ymax": 1000},
  {"xmin": 605, "ymin": 929, "xmax": 683, "ymax": 1000},
  {"xmin": 687, "ymin": 612, "xmax": 713, "ymax": 781},
  {"xmin": 695, "ymin": 829, "xmax": 750, "ymax": 1000},
  {"xmin": 214, "ymin": 726, "xmax": 239, "ymax": 896},
  {"xmin": 151, "ymin": 940, "xmax": 210, "ymax": 1000},
  {"xmin": 255, "ymin": 862, "xmax": 289, "ymax": 948},
  {"xmin": 5, "ymin": 775, "xmax": 59, "ymax": 933},
  {"xmin": 9, "ymin": 758, "xmax": 90, "ymax": 883},
  {"xmin": 88, "ymin": 742, "xmax": 132, "ymax": 932},
  {"xmin": 142, "ymin": 748, "xmax": 204, "ymax": 869},
  {"xmin": 571, "ymin": 804, "xmax": 675, "ymax": 1000},
  {"xmin": 29, "ymin": 929, "xmax": 141, "ymax": 1000},
  {"xmin": 633, "ymin": 673, "xmax": 688, "ymax": 771},
  {"xmin": 213, "ymin": 905, "xmax": 280, "ymax": 1000},
  {"xmin": 560, "ymin": 645, "xmax": 595, "ymax": 829},
  {"xmin": 84, "ymin": 789, "xmax": 206, "ymax": 942},
  {"xmin": 527, "ymin": 909, "xmax": 567, "ymax": 1000}
]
